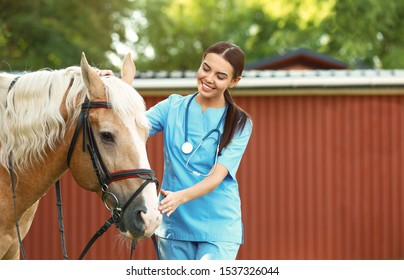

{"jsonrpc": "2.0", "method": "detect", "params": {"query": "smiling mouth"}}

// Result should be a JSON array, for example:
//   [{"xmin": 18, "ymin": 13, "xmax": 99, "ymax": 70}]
[{"xmin": 202, "ymin": 82, "xmax": 214, "ymax": 91}]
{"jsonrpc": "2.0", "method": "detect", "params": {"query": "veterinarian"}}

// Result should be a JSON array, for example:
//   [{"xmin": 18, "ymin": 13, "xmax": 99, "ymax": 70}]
[{"xmin": 99, "ymin": 41, "xmax": 252, "ymax": 260}]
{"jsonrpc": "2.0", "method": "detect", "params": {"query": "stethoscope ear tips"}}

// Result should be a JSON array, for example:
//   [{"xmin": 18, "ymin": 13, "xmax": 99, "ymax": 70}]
[{"xmin": 181, "ymin": 141, "xmax": 193, "ymax": 154}]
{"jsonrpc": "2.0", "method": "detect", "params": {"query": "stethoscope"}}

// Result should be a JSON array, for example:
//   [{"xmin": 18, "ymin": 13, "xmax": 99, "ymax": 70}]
[{"xmin": 181, "ymin": 92, "xmax": 227, "ymax": 177}]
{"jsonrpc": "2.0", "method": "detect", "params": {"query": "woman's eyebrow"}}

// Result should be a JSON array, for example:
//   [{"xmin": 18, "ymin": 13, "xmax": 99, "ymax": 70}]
[{"xmin": 202, "ymin": 61, "xmax": 229, "ymax": 77}]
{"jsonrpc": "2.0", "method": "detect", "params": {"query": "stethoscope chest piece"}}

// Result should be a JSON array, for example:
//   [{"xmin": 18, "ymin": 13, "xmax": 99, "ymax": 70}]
[{"xmin": 181, "ymin": 141, "xmax": 193, "ymax": 154}]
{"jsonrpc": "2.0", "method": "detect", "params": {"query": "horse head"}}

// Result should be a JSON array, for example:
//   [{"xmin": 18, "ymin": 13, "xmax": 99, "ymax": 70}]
[{"xmin": 67, "ymin": 53, "xmax": 161, "ymax": 239}]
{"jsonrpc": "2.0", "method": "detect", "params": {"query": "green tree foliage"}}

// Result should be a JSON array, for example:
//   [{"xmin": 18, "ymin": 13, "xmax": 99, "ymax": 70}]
[
  {"xmin": 1, "ymin": 0, "xmax": 404, "ymax": 71},
  {"xmin": 131, "ymin": 0, "xmax": 404, "ymax": 70},
  {"xmin": 129, "ymin": 0, "xmax": 340, "ymax": 70},
  {"xmin": 322, "ymin": 0, "xmax": 404, "ymax": 68},
  {"xmin": 132, "ymin": 0, "xmax": 274, "ymax": 70},
  {"xmin": 0, "ymin": 0, "xmax": 135, "ymax": 71}
]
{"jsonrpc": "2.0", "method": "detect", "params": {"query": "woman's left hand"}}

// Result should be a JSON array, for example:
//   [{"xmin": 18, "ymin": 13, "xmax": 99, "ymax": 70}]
[
  {"xmin": 158, "ymin": 189, "xmax": 184, "ymax": 217},
  {"xmin": 96, "ymin": 69, "xmax": 114, "ymax": 76}
]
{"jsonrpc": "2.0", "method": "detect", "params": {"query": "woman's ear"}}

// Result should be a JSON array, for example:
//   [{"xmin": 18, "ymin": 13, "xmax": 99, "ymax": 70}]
[{"xmin": 229, "ymin": 76, "xmax": 241, "ymax": 89}]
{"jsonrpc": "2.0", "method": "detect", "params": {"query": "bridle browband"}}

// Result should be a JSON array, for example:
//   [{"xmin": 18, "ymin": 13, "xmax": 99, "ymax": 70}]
[{"xmin": 66, "ymin": 96, "xmax": 160, "ymax": 259}]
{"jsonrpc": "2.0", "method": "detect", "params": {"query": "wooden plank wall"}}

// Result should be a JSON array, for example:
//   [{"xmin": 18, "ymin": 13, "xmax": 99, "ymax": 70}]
[{"xmin": 23, "ymin": 94, "xmax": 404, "ymax": 260}]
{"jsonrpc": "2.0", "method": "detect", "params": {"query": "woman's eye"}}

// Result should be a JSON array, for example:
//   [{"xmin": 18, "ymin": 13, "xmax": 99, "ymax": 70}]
[{"xmin": 100, "ymin": 132, "xmax": 114, "ymax": 142}]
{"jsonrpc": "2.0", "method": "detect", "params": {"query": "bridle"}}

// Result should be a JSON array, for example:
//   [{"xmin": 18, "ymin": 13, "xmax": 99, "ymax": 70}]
[
  {"xmin": 7, "ymin": 76, "xmax": 160, "ymax": 260},
  {"xmin": 64, "ymin": 94, "xmax": 160, "ymax": 260},
  {"xmin": 67, "ymin": 97, "xmax": 159, "ymax": 224}
]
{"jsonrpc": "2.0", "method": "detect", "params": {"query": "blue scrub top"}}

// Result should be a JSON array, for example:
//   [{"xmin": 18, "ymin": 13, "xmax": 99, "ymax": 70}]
[{"xmin": 146, "ymin": 93, "xmax": 252, "ymax": 243}]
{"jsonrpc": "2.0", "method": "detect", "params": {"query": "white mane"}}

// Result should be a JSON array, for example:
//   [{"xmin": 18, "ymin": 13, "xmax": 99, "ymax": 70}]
[{"xmin": 0, "ymin": 67, "xmax": 148, "ymax": 171}]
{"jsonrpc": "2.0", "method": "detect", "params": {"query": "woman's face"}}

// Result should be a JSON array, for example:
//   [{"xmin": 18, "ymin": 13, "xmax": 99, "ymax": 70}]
[{"xmin": 196, "ymin": 53, "xmax": 240, "ymax": 101}]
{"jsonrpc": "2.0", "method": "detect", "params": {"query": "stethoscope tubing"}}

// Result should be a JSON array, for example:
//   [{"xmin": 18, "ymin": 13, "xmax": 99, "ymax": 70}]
[
  {"xmin": 185, "ymin": 130, "xmax": 221, "ymax": 177},
  {"xmin": 182, "ymin": 92, "xmax": 227, "ymax": 176}
]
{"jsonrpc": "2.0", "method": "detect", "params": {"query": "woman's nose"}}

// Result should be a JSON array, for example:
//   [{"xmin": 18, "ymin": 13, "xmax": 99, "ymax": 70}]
[{"xmin": 205, "ymin": 73, "xmax": 215, "ymax": 83}]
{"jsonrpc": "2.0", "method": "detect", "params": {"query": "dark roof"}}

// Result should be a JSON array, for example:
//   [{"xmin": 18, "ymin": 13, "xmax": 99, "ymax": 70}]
[{"xmin": 245, "ymin": 48, "xmax": 349, "ymax": 70}]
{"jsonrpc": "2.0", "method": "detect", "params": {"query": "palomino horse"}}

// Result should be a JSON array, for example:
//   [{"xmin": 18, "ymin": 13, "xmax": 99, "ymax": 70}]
[{"xmin": 0, "ymin": 53, "xmax": 161, "ymax": 259}]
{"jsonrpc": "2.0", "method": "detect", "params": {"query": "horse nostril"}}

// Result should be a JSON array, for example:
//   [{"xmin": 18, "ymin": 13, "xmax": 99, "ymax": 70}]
[
  {"xmin": 124, "ymin": 204, "xmax": 159, "ymax": 238},
  {"xmin": 133, "ymin": 206, "xmax": 147, "ymax": 226},
  {"xmin": 138, "ymin": 206, "xmax": 147, "ymax": 216},
  {"xmin": 136, "ymin": 209, "xmax": 144, "ymax": 222}
]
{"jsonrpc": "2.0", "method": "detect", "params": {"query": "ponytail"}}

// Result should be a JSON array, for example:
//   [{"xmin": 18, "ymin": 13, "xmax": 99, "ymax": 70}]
[{"xmin": 219, "ymin": 90, "xmax": 249, "ymax": 154}]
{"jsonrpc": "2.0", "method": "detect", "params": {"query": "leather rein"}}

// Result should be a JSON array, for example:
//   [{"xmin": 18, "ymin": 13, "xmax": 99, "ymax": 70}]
[{"xmin": 8, "ymin": 77, "xmax": 160, "ymax": 260}]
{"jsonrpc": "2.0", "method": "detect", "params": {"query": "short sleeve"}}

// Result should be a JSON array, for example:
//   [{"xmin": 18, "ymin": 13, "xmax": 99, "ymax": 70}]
[
  {"xmin": 146, "ymin": 94, "xmax": 179, "ymax": 136},
  {"xmin": 217, "ymin": 118, "xmax": 253, "ymax": 179}
]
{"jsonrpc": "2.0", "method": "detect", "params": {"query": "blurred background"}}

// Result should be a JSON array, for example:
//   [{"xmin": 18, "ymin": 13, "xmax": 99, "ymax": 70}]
[
  {"xmin": 2, "ymin": 0, "xmax": 404, "ymax": 260},
  {"xmin": 2, "ymin": 0, "xmax": 404, "ymax": 71}
]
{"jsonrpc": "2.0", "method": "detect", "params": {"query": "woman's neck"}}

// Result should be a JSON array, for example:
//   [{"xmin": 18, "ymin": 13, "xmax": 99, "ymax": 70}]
[{"xmin": 195, "ymin": 93, "xmax": 226, "ymax": 113}]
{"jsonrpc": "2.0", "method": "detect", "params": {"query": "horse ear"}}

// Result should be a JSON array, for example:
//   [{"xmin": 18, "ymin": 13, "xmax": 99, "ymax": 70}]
[
  {"xmin": 121, "ymin": 53, "xmax": 136, "ymax": 85},
  {"xmin": 80, "ymin": 52, "xmax": 105, "ymax": 100}
]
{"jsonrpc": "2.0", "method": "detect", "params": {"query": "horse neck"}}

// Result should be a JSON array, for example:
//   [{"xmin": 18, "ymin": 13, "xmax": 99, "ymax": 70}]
[{"xmin": 13, "ymin": 141, "xmax": 70, "ymax": 214}]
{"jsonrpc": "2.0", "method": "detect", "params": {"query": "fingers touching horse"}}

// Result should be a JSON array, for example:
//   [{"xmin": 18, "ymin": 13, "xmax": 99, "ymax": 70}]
[{"xmin": 0, "ymin": 53, "xmax": 161, "ymax": 259}]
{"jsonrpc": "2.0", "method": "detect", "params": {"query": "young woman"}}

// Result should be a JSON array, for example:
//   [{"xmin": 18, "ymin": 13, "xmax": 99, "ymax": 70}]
[
  {"xmin": 146, "ymin": 41, "xmax": 253, "ymax": 260},
  {"xmin": 99, "ymin": 41, "xmax": 252, "ymax": 259}
]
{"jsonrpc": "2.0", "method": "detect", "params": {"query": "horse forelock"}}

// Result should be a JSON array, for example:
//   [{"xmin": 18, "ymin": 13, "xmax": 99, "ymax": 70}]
[
  {"xmin": 102, "ymin": 77, "xmax": 149, "ymax": 130},
  {"xmin": 0, "ymin": 67, "xmax": 148, "ymax": 171}
]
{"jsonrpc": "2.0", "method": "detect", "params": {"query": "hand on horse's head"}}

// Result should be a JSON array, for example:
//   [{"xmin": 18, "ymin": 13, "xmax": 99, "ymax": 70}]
[{"xmin": 96, "ymin": 69, "xmax": 114, "ymax": 77}]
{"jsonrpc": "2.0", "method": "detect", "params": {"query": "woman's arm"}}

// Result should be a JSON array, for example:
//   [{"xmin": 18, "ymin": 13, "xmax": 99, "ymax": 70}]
[{"xmin": 158, "ymin": 163, "xmax": 228, "ymax": 217}]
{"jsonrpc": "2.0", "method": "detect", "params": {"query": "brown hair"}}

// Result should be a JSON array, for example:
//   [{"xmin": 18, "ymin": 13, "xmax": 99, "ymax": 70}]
[{"xmin": 203, "ymin": 41, "xmax": 250, "ymax": 154}]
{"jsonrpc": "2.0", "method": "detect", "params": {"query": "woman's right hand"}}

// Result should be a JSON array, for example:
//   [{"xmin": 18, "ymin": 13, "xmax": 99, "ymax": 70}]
[{"xmin": 158, "ymin": 189, "xmax": 184, "ymax": 217}]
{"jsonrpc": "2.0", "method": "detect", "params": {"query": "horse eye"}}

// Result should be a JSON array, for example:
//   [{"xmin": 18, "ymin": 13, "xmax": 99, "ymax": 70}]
[{"xmin": 100, "ymin": 132, "xmax": 114, "ymax": 142}]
